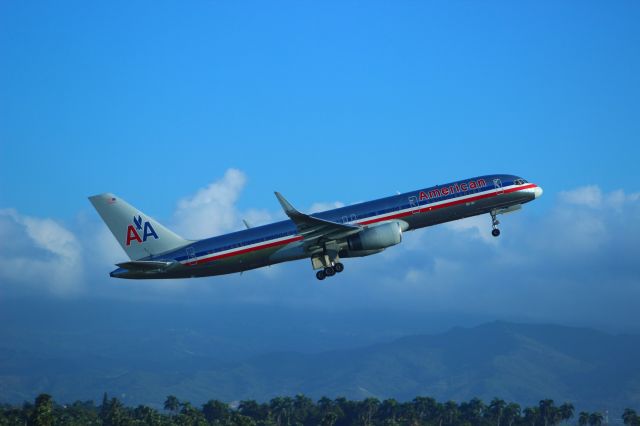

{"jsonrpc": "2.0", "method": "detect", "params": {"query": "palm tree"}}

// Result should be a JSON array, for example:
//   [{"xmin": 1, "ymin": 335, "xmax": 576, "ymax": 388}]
[
  {"xmin": 334, "ymin": 397, "xmax": 358, "ymax": 424},
  {"xmin": 270, "ymin": 396, "xmax": 294, "ymax": 426},
  {"xmin": 100, "ymin": 392, "xmax": 109, "ymax": 419},
  {"xmin": 31, "ymin": 394, "xmax": 54, "ymax": 426},
  {"xmin": 459, "ymin": 397, "xmax": 485, "ymax": 424},
  {"xmin": 292, "ymin": 394, "xmax": 313, "ymax": 424},
  {"xmin": 412, "ymin": 396, "xmax": 437, "ymax": 422},
  {"xmin": 589, "ymin": 412, "xmax": 604, "ymax": 426},
  {"xmin": 202, "ymin": 400, "xmax": 230, "ymax": 423},
  {"xmin": 321, "ymin": 412, "xmax": 339, "ymax": 426},
  {"xmin": 178, "ymin": 401, "xmax": 207, "ymax": 425},
  {"xmin": 578, "ymin": 412, "xmax": 590, "ymax": 426},
  {"xmin": 443, "ymin": 401, "xmax": 459, "ymax": 425},
  {"xmin": 164, "ymin": 395, "xmax": 180, "ymax": 415},
  {"xmin": 488, "ymin": 398, "xmax": 507, "ymax": 425},
  {"xmin": 270, "ymin": 397, "xmax": 286, "ymax": 426},
  {"xmin": 103, "ymin": 397, "xmax": 126, "ymax": 426},
  {"xmin": 133, "ymin": 405, "xmax": 160, "ymax": 425},
  {"xmin": 523, "ymin": 407, "xmax": 540, "ymax": 426},
  {"xmin": 623, "ymin": 409, "xmax": 639, "ymax": 426},
  {"xmin": 230, "ymin": 412, "xmax": 257, "ymax": 426},
  {"xmin": 317, "ymin": 397, "xmax": 344, "ymax": 424},
  {"xmin": 379, "ymin": 399, "xmax": 399, "ymax": 424},
  {"xmin": 503, "ymin": 403, "xmax": 521, "ymax": 426},
  {"xmin": 538, "ymin": 399, "xmax": 556, "ymax": 426},
  {"xmin": 558, "ymin": 403, "xmax": 574, "ymax": 424},
  {"xmin": 238, "ymin": 400, "xmax": 263, "ymax": 420},
  {"xmin": 359, "ymin": 398, "xmax": 380, "ymax": 426}
]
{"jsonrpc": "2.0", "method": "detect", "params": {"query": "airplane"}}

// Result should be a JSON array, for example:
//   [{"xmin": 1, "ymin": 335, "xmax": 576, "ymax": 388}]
[{"xmin": 89, "ymin": 174, "xmax": 542, "ymax": 280}]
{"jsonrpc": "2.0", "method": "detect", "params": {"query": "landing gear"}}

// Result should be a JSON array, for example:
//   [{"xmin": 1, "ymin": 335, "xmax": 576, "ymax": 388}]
[
  {"xmin": 314, "ymin": 262, "xmax": 345, "ymax": 280},
  {"xmin": 312, "ymin": 244, "xmax": 345, "ymax": 280},
  {"xmin": 490, "ymin": 210, "xmax": 501, "ymax": 237}
]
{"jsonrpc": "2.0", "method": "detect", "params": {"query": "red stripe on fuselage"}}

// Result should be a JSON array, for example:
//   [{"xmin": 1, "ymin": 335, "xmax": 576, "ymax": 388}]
[{"xmin": 191, "ymin": 235, "xmax": 304, "ymax": 266}]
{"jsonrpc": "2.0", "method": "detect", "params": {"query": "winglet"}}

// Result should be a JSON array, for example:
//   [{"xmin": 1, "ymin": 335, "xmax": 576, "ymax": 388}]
[{"xmin": 274, "ymin": 192, "xmax": 301, "ymax": 217}]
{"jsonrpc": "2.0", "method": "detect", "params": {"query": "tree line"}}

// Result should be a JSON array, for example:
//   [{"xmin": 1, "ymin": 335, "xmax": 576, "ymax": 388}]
[{"xmin": 1, "ymin": 393, "xmax": 639, "ymax": 426}]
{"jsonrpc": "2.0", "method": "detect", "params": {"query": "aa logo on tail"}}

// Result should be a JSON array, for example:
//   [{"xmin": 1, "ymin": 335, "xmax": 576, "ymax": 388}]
[{"xmin": 126, "ymin": 215, "xmax": 159, "ymax": 246}]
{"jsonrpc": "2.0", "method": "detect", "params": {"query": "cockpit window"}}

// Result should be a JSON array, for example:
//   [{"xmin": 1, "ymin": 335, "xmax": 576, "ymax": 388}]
[{"xmin": 514, "ymin": 179, "xmax": 528, "ymax": 185}]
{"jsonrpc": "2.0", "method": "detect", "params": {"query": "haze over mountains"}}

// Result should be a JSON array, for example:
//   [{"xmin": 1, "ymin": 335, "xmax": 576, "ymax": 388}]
[{"xmin": 1, "ymin": 300, "xmax": 639, "ymax": 415}]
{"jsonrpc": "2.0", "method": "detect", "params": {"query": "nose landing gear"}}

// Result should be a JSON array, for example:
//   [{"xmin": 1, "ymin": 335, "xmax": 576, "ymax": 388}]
[{"xmin": 490, "ymin": 210, "xmax": 501, "ymax": 237}]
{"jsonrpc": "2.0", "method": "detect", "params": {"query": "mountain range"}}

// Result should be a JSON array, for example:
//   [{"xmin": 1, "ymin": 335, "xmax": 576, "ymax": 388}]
[{"xmin": 2, "ymin": 310, "xmax": 639, "ymax": 414}]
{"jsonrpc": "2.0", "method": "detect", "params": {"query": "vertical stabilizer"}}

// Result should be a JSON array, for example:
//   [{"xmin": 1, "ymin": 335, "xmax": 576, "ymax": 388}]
[{"xmin": 89, "ymin": 193, "xmax": 189, "ymax": 260}]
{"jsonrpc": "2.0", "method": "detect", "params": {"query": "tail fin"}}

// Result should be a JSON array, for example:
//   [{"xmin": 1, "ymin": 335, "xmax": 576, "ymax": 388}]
[{"xmin": 89, "ymin": 193, "xmax": 189, "ymax": 260}]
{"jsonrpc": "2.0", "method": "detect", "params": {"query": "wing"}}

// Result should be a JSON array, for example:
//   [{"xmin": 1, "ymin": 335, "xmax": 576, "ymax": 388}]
[{"xmin": 274, "ymin": 192, "xmax": 362, "ymax": 245}]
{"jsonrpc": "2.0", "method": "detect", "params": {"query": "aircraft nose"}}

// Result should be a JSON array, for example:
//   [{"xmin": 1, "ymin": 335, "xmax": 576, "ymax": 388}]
[{"xmin": 534, "ymin": 185, "xmax": 543, "ymax": 199}]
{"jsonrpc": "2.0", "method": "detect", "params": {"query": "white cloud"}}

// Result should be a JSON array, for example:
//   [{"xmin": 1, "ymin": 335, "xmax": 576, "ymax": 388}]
[
  {"xmin": 242, "ymin": 209, "xmax": 278, "ymax": 228},
  {"xmin": 444, "ymin": 215, "xmax": 498, "ymax": 244},
  {"xmin": 309, "ymin": 201, "xmax": 345, "ymax": 213},
  {"xmin": 0, "ymin": 209, "xmax": 83, "ymax": 296},
  {"xmin": 3, "ymin": 173, "xmax": 640, "ymax": 331},
  {"xmin": 559, "ymin": 185, "xmax": 603, "ymax": 208},
  {"xmin": 173, "ymin": 169, "xmax": 254, "ymax": 239}
]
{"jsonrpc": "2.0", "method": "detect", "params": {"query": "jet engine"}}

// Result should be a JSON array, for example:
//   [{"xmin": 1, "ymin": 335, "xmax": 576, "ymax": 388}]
[{"xmin": 347, "ymin": 221, "xmax": 402, "ymax": 251}]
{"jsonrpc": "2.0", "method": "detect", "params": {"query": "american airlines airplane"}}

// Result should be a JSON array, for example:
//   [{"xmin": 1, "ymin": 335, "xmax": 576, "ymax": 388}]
[{"xmin": 90, "ymin": 174, "xmax": 542, "ymax": 280}]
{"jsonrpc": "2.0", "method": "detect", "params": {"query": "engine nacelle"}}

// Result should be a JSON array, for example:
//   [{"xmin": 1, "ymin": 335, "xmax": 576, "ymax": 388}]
[{"xmin": 347, "ymin": 222, "xmax": 402, "ymax": 251}]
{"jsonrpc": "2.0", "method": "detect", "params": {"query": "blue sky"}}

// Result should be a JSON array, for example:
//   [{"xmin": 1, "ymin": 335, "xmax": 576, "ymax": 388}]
[{"xmin": 1, "ymin": 2, "xmax": 639, "ymax": 332}]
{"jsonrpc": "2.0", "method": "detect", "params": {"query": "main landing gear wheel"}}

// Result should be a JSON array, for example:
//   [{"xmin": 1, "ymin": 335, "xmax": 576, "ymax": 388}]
[
  {"xmin": 492, "ymin": 228, "xmax": 501, "ymax": 237},
  {"xmin": 314, "ymin": 261, "xmax": 345, "ymax": 280}
]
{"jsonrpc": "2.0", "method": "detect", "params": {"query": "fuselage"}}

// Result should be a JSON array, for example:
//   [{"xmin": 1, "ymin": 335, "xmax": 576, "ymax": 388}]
[{"xmin": 109, "ymin": 174, "xmax": 542, "ymax": 279}]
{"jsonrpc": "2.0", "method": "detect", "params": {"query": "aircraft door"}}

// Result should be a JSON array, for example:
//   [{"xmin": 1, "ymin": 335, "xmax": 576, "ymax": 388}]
[
  {"xmin": 186, "ymin": 246, "xmax": 197, "ymax": 266},
  {"xmin": 494, "ymin": 178, "xmax": 504, "ymax": 195},
  {"xmin": 409, "ymin": 196, "xmax": 419, "ymax": 214}
]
